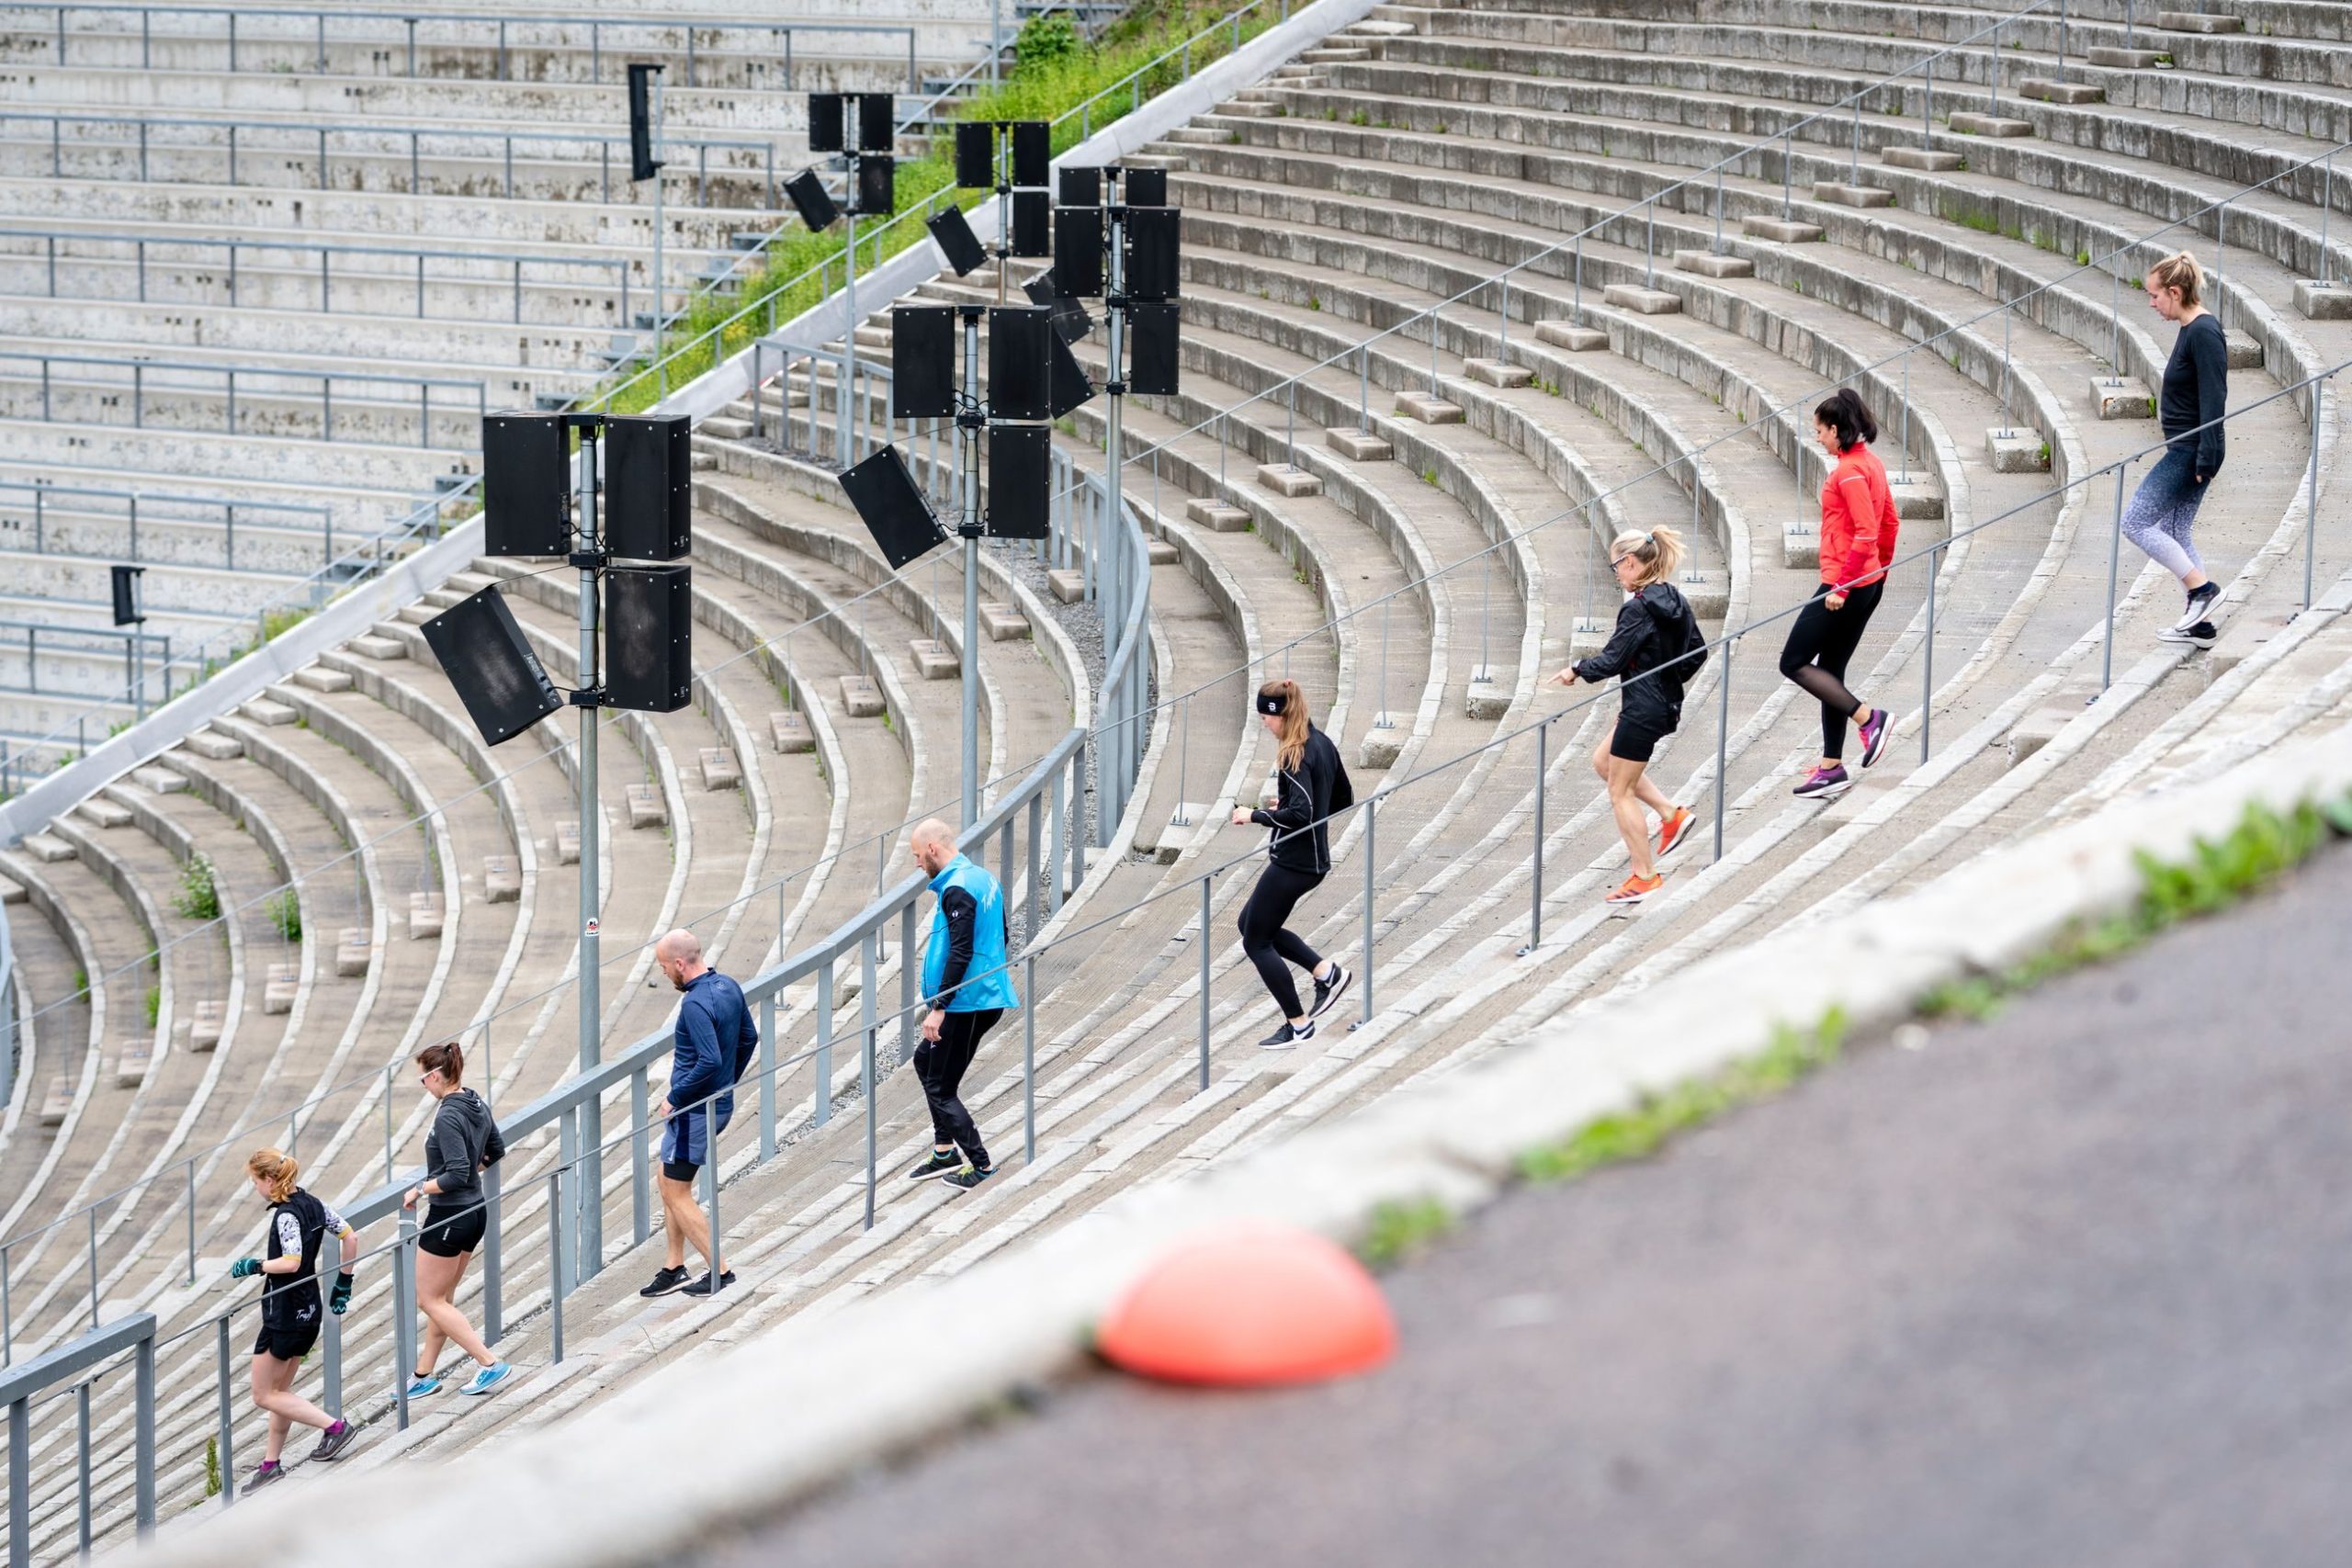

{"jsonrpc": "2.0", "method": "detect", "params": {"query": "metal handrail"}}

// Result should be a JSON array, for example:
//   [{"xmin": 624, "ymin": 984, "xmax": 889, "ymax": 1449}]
[{"xmin": 0, "ymin": 479, "xmax": 336, "ymax": 575}]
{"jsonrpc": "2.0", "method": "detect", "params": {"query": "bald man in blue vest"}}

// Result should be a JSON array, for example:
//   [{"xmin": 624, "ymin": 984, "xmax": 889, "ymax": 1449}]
[{"xmin": 904, "ymin": 818, "xmax": 1019, "ymax": 1192}]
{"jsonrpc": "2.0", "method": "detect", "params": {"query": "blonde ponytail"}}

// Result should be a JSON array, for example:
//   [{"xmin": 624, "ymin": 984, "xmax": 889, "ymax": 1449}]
[
  {"xmin": 2148, "ymin": 250, "xmax": 2204, "ymax": 309},
  {"xmin": 1610, "ymin": 526, "xmax": 1685, "ymax": 589},
  {"xmin": 246, "ymin": 1146, "xmax": 300, "ymax": 1203}
]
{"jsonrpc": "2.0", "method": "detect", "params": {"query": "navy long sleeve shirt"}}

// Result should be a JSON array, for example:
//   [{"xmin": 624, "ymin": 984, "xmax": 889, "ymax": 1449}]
[{"xmin": 2160, "ymin": 312, "xmax": 2229, "ymax": 479}]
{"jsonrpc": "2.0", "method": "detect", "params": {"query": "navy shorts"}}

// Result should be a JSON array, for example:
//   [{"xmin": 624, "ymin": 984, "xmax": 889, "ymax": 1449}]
[{"xmin": 662, "ymin": 1103, "xmax": 732, "ymax": 1181}]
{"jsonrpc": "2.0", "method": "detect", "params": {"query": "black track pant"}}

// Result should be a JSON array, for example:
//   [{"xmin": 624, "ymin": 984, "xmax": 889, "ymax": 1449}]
[
  {"xmin": 1778, "ymin": 580, "xmax": 1884, "ymax": 759},
  {"xmin": 915, "ymin": 1007, "xmax": 1001, "ymax": 1168},
  {"xmin": 1238, "ymin": 863, "xmax": 1326, "ymax": 1020}
]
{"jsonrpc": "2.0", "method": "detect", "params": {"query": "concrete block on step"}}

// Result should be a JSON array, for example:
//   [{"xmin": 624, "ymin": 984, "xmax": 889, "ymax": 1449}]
[
  {"xmin": 1256, "ymin": 463, "xmax": 1323, "ymax": 497},
  {"xmin": 1812, "ymin": 182, "xmax": 1894, "ymax": 209},
  {"xmin": 2007, "ymin": 701, "xmax": 2079, "ymax": 766},
  {"xmin": 1464, "ymin": 674, "xmax": 1512, "ymax": 720},
  {"xmin": 838, "ymin": 675, "xmax": 885, "ymax": 717},
  {"xmin": 626, "ymin": 784, "xmax": 668, "ymax": 829},
  {"xmin": 1044, "ymin": 570, "xmax": 1086, "ymax": 605},
  {"xmin": 1357, "ymin": 729, "xmax": 1402, "ymax": 770},
  {"xmin": 910, "ymin": 637, "xmax": 958, "ymax": 678},
  {"xmin": 1464, "ymin": 357, "xmax": 1534, "ymax": 387},
  {"xmin": 189, "ymin": 998, "xmax": 224, "ymax": 1052},
  {"xmin": 979, "ymin": 602, "xmax": 1031, "ymax": 641},
  {"xmin": 1395, "ymin": 390, "xmax": 1464, "ymax": 423},
  {"xmin": 1567, "ymin": 616, "xmax": 1611, "ymax": 659},
  {"xmin": 22, "ymin": 832, "xmax": 75, "ymax": 863},
  {"xmin": 0, "ymin": 874, "xmax": 22, "ymax": 905},
  {"xmin": 1326, "ymin": 427, "xmax": 1393, "ymax": 461},
  {"xmin": 1186, "ymin": 497, "xmax": 1250, "ymax": 531},
  {"xmin": 291, "ymin": 665, "xmax": 353, "ymax": 694},
  {"xmin": 2156, "ymin": 10, "xmax": 2242, "ymax": 31},
  {"xmin": 1740, "ymin": 216, "xmax": 1824, "ymax": 243},
  {"xmin": 242, "ymin": 697, "xmax": 298, "ymax": 728},
  {"xmin": 556, "ymin": 818, "xmax": 580, "ymax": 864},
  {"xmin": 78, "ymin": 797, "xmax": 132, "ymax": 829},
  {"xmin": 2018, "ymin": 77, "xmax": 2103, "ymax": 104},
  {"xmin": 131, "ymin": 765, "xmax": 187, "ymax": 795},
  {"xmin": 2207, "ymin": 615, "xmax": 2292, "ymax": 682},
  {"xmin": 482, "ymin": 854, "xmax": 520, "ymax": 903},
  {"xmin": 1949, "ymin": 112, "xmax": 2035, "ymax": 137},
  {"xmin": 699, "ymin": 748, "xmax": 742, "ymax": 791},
  {"xmin": 1881, "ymin": 146, "xmax": 1964, "ymax": 172},
  {"xmin": 1148, "ymin": 536, "xmax": 1180, "ymax": 564},
  {"xmin": 40, "ymin": 1077, "xmax": 69, "ymax": 1127},
  {"xmin": 1782, "ymin": 521, "xmax": 1820, "ymax": 570},
  {"xmin": 408, "ymin": 891, "xmax": 444, "ymax": 941},
  {"xmin": 691, "ymin": 452, "xmax": 718, "ymax": 471},
  {"xmin": 2087, "ymin": 45, "xmax": 2167, "ymax": 66},
  {"xmin": 115, "ymin": 1047, "xmax": 150, "ymax": 1089},
  {"xmin": 1677, "ymin": 572, "xmax": 1728, "ymax": 620},
  {"xmin": 1536, "ymin": 321, "xmax": 1609, "ymax": 349},
  {"xmin": 1672, "ymin": 249, "xmax": 1754, "ymax": 278},
  {"xmin": 1143, "ymin": 805, "xmax": 1213, "ymax": 863},
  {"xmin": 348, "ymin": 634, "xmax": 406, "ymax": 660},
  {"xmin": 2294, "ymin": 281, "xmax": 2352, "ymax": 320},
  {"xmin": 2089, "ymin": 377, "xmax": 2156, "ymax": 419},
  {"xmin": 1602, "ymin": 283, "xmax": 1682, "ymax": 313},
  {"xmin": 263, "ymin": 964, "xmax": 298, "ymax": 1015},
  {"xmin": 2223, "ymin": 331, "xmax": 2262, "ymax": 370},
  {"xmin": 335, "ymin": 928, "xmax": 371, "ymax": 977},
  {"xmin": 1986, "ymin": 428, "xmax": 2050, "ymax": 472},
  {"xmin": 770, "ymin": 712, "xmax": 814, "ymax": 753},
  {"xmin": 1885, "ymin": 477, "xmax": 1946, "ymax": 520}
]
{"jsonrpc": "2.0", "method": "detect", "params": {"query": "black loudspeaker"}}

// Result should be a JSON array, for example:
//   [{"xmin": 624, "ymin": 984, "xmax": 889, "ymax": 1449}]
[
  {"xmin": 786, "ymin": 169, "xmax": 838, "ymax": 231},
  {"xmin": 1024, "ymin": 272, "xmax": 1091, "ymax": 342},
  {"xmin": 1009, "ymin": 189, "xmax": 1050, "ymax": 257},
  {"xmin": 482, "ymin": 411, "xmax": 570, "ymax": 557},
  {"xmin": 841, "ymin": 446, "xmax": 947, "ymax": 568},
  {"xmin": 627, "ymin": 64, "xmax": 662, "ymax": 181},
  {"xmin": 955, "ymin": 121, "xmax": 993, "ymax": 188},
  {"xmin": 1047, "ymin": 333, "xmax": 1093, "ymax": 418},
  {"xmin": 605, "ymin": 563, "xmax": 693, "ymax": 713},
  {"xmin": 109, "ymin": 563, "xmax": 143, "ymax": 626},
  {"xmin": 1128, "ymin": 301, "xmax": 1181, "ymax": 396},
  {"xmin": 1058, "ymin": 165, "xmax": 1100, "ymax": 207},
  {"xmin": 1125, "ymin": 206, "xmax": 1181, "ymax": 300},
  {"xmin": 422, "ymin": 588, "xmax": 562, "ymax": 747},
  {"xmin": 858, "ymin": 93, "xmax": 895, "ymax": 153},
  {"xmin": 808, "ymin": 93, "xmax": 843, "ymax": 154},
  {"xmin": 989, "ymin": 424, "xmax": 1050, "ymax": 539},
  {"xmin": 605, "ymin": 414, "xmax": 691, "ymax": 560},
  {"xmin": 1054, "ymin": 205, "xmax": 1102, "ymax": 298},
  {"xmin": 1010, "ymin": 120, "xmax": 1049, "ymax": 186},
  {"xmin": 928, "ymin": 206, "xmax": 987, "ymax": 276},
  {"xmin": 1122, "ymin": 166, "xmax": 1167, "ymax": 207},
  {"xmin": 855, "ymin": 153, "xmax": 895, "ymax": 217},
  {"xmin": 989, "ymin": 307, "xmax": 1050, "ymax": 421},
  {"xmin": 893, "ymin": 306, "xmax": 956, "ymax": 420}
]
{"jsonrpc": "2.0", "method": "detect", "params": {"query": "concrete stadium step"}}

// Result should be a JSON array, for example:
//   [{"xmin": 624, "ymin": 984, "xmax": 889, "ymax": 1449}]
[
  {"xmin": 0, "ymin": 859, "xmax": 103, "ymax": 1260},
  {"xmin": 0, "ymin": 456, "xmax": 419, "ymax": 535}
]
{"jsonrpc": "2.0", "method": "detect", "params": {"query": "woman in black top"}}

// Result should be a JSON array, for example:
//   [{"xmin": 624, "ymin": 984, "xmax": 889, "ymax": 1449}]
[
  {"xmin": 1554, "ymin": 526, "xmax": 1704, "ymax": 907},
  {"xmin": 230, "ymin": 1147, "xmax": 359, "ymax": 1488},
  {"xmin": 2122, "ymin": 250, "xmax": 2229, "ymax": 645},
  {"xmin": 400, "ymin": 1040, "xmax": 513, "ymax": 1399},
  {"xmin": 1227, "ymin": 679, "xmax": 1353, "ymax": 1047}
]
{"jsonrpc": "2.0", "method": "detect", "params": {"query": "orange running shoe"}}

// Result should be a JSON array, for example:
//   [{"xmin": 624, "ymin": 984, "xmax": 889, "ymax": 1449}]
[
  {"xmin": 1605, "ymin": 873, "xmax": 1664, "ymax": 905},
  {"xmin": 1655, "ymin": 807, "xmax": 1696, "ymax": 863}
]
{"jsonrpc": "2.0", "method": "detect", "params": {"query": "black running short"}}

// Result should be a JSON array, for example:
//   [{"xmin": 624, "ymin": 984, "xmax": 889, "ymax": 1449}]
[
  {"xmin": 418, "ymin": 1201, "xmax": 487, "ymax": 1258},
  {"xmin": 253, "ymin": 1317, "xmax": 320, "ymax": 1362},
  {"xmin": 1610, "ymin": 712, "xmax": 1672, "ymax": 763}
]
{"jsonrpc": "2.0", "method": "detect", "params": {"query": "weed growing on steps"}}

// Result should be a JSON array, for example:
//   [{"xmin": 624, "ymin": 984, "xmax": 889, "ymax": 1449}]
[
  {"xmin": 1358, "ymin": 1196, "xmax": 1454, "ymax": 1268},
  {"xmin": 204, "ymin": 1438, "xmax": 220, "ymax": 1499},
  {"xmin": 73, "ymin": 967, "xmax": 88, "ymax": 998},
  {"xmin": 266, "ymin": 888, "xmax": 301, "ymax": 944},
  {"xmin": 172, "ymin": 852, "xmax": 220, "ymax": 921},
  {"xmin": 1919, "ymin": 797, "xmax": 2342, "ymax": 1021},
  {"xmin": 145, "ymin": 986, "xmax": 160, "ymax": 1029}
]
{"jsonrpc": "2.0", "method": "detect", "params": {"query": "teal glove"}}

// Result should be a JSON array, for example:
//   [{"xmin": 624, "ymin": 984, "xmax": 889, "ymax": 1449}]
[
  {"xmin": 229, "ymin": 1258, "xmax": 261, "ymax": 1280},
  {"xmin": 330, "ymin": 1271, "xmax": 354, "ymax": 1314}
]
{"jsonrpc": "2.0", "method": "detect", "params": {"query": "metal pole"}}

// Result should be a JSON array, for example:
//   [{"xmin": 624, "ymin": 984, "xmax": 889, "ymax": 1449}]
[
  {"xmin": 839, "ymin": 209, "xmax": 857, "ymax": 462},
  {"xmin": 185, "ymin": 1158, "xmax": 196, "ymax": 1283},
  {"xmin": 962, "ymin": 307, "xmax": 981, "ymax": 828},
  {"xmin": 1197, "ymin": 876, "xmax": 1212, "ymax": 1089},
  {"xmin": 1359, "ymin": 796, "xmax": 1375, "ymax": 1024},
  {"xmin": 702, "ymin": 1100, "xmax": 722, "ymax": 1269},
  {"xmin": 1023, "ymin": 953, "xmax": 1036, "ymax": 1162},
  {"xmin": 575, "ymin": 427, "xmax": 604, "ymax": 1280},
  {"xmin": 861, "ymin": 1028, "xmax": 876, "ymax": 1230},
  {"xmin": 1713, "ymin": 639, "xmax": 1731, "ymax": 862},
  {"xmin": 1920, "ymin": 544, "xmax": 1939, "ymax": 762},
  {"xmin": 2104, "ymin": 463, "xmax": 2126, "ymax": 691},
  {"xmin": 1528, "ymin": 723, "xmax": 1545, "ymax": 950},
  {"xmin": 392, "ymin": 1213, "xmax": 415, "ymax": 1427},
  {"xmin": 2305, "ymin": 377, "xmax": 2324, "ymax": 612},
  {"xmin": 545, "ymin": 1171, "xmax": 565, "ymax": 1364},
  {"xmin": 75, "ymin": 1381, "xmax": 90, "ymax": 1554},
  {"xmin": 214, "ymin": 1320, "xmax": 234, "ymax": 1503}
]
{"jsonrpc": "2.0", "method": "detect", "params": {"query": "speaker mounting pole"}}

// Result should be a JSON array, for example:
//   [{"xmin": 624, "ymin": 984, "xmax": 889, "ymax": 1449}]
[
  {"xmin": 959, "ymin": 304, "xmax": 985, "ymax": 829},
  {"xmin": 1104, "ymin": 168, "xmax": 1127, "ymax": 665},
  {"xmin": 564, "ymin": 412, "xmax": 608, "ymax": 1280}
]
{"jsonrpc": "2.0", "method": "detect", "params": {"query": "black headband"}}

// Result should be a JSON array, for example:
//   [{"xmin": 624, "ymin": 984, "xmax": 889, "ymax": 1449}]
[{"xmin": 1255, "ymin": 691, "xmax": 1290, "ymax": 717}]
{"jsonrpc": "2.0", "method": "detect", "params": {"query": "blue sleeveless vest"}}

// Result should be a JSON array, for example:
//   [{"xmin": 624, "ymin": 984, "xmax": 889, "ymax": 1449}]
[{"xmin": 922, "ymin": 854, "xmax": 1019, "ymax": 1012}]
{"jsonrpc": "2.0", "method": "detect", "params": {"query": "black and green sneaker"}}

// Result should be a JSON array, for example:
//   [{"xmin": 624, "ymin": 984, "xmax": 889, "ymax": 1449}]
[
  {"xmin": 906, "ymin": 1148, "xmax": 962, "ymax": 1182},
  {"xmin": 943, "ymin": 1163, "xmax": 996, "ymax": 1192}
]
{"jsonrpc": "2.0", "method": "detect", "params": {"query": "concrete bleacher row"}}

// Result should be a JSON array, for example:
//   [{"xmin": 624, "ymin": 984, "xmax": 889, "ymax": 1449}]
[{"xmin": 7, "ymin": 0, "xmax": 2352, "ymax": 1555}]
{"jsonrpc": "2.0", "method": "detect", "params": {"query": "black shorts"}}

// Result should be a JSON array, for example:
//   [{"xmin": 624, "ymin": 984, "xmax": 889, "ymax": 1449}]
[
  {"xmin": 418, "ymin": 1201, "xmax": 487, "ymax": 1258},
  {"xmin": 254, "ymin": 1316, "xmax": 320, "ymax": 1362},
  {"xmin": 1610, "ymin": 710, "xmax": 1674, "ymax": 763}
]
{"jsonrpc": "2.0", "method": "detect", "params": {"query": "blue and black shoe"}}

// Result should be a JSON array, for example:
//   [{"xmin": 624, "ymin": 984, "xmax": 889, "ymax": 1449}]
[{"xmin": 943, "ymin": 1164, "xmax": 995, "ymax": 1192}]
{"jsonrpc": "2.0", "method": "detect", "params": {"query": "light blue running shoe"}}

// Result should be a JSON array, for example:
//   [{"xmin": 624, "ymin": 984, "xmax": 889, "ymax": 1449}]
[
  {"xmin": 404, "ymin": 1372, "xmax": 442, "ymax": 1400},
  {"xmin": 460, "ymin": 1361, "xmax": 514, "ymax": 1396}
]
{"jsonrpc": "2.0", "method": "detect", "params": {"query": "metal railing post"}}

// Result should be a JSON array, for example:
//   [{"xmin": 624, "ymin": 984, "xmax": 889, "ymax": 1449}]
[
  {"xmin": 1527, "ymin": 722, "xmax": 1546, "ymax": 951},
  {"xmin": 1713, "ymin": 639, "xmax": 1732, "ymax": 862},
  {"xmin": 861, "ymin": 1027, "xmax": 876, "ymax": 1231},
  {"xmin": 2103, "ymin": 463, "xmax": 2126, "ymax": 691},
  {"xmin": 392, "ymin": 1212, "xmax": 415, "ymax": 1427},
  {"xmin": 1360, "ymin": 795, "xmax": 1375, "ymax": 1024},
  {"xmin": 132, "ymin": 1327, "xmax": 155, "ymax": 1536},
  {"xmin": 631, "ymin": 1065, "xmax": 650, "ymax": 1244},
  {"xmin": 481, "ymin": 1162, "xmax": 503, "ymax": 1344},
  {"xmin": 759, "ymin": 995, "xmax": 777, "ymax": 1160},
  {"xmin": 1197, "ymin": 876, "xmax": 1212, "ymax": 1089},
  {"xmin": 545, "ymin": 1170, "xmax": 565, "ymax": 1364},
  {"xmin": 214, "ymin": 1318, "xmax": 234, "ymax": 1502},
  {"xmin": 702, "ymin": 1100, "xmax": 722, "ymax": 1269},
  {"xmin": 1921, "ymin": 544, "xmax": 1940, "ymax": 761}
]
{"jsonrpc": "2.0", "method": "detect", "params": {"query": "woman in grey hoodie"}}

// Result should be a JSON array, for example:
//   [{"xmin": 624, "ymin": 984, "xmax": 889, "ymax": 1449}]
[{"xmin": 400, "ymin": 1040, "xmax": 514, "ymax": 1398}]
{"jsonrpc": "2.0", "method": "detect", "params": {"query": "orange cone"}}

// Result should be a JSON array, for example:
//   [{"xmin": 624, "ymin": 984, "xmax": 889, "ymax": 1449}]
[{"xmin": 1095, "ymin": 1222, "xmax": 1397, "ymax": 1387}]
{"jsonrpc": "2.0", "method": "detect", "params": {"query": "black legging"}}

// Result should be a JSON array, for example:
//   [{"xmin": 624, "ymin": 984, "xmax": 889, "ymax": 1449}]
[
  {"xmin": 1238, "ymin": 863, "xmax": 1326, "ymax": 1020},
  {"xmin": 1778, "ymin": 581, "xmax": 1884, "ymax": 759},
  {"xmin": 915, "ymin": 1007, "xmax": 1001, "ymax": 1168}
]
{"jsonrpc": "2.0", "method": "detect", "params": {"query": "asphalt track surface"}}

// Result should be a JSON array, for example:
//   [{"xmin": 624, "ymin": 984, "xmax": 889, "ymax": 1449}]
[{"xmin": 680, "ymin": 841, "xmax": 2352, "ymax": 1568}]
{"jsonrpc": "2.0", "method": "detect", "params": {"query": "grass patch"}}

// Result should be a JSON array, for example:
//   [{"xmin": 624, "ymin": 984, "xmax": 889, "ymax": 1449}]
[
  {"xmin": 1918, "ymin": 798, "xmax": 2339, "ymax": 1021},
  {"xmin": 266, "ymin": 888, "xmax": 302, "ymax": 944},
  {"xmin": 1357, "ymin": 1197, "xmax": 1454, "ymax": 1268},
  {"xmin": 144, "ymin": 985, "xmax": 160, "ymax": 1029}
]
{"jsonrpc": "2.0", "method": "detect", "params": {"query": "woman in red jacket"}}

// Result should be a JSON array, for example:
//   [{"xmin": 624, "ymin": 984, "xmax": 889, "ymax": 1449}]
[{"xmin": 1780, "ymin": 389, "xmax": 1897, "ymax": 800}]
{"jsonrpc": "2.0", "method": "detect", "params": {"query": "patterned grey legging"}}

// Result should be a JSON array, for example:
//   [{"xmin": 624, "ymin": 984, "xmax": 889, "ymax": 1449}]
[{"xmin": 2120, "ymin": 446, "xmax": 2211, "ymax": 581}]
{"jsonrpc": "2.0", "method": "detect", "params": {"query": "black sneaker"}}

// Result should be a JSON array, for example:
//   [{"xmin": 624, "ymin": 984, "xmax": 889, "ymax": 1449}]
[
  {"xmin": 906, "ymin": 1149, "xmax": 962, "ymax": 1181},
  {"xmin": 681, "ymin": 1269, "xmax": 736, "ymax": 1297},
  {"xmin": 308, "ymin": 1420, "xmax": 358, "ymax": 1462},
  {"xmin": 2157, "ymin": 620, "xmax": 2218, "ymax": 649},
  {"xmin": 639, "ymin": 1264, "xmax": 692, "ymax": 1298},
  {"xmin": 1308, "ymin": 964, "xmax": 1352, "ymax": 1021},
  {"xmin": 943, "ymin": 1164, "xmax": 995, "ymax": 1192},
  {"xmin": 1259, "ymin": 1018, "xmax": 1316, "ymax": 1049},
  {"xmin": 2174, "ymin": 581, "xmax": 2221, "ymax": 632},
  {"xmin": 244, "ymin": 1462, "xmax": 285, "ymax": 1494}
]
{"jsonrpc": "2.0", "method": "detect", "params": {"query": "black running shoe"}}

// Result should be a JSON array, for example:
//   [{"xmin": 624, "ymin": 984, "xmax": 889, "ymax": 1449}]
[
  {"xmin": 2157, "ymin": 620, "xmax": 2218, "ymax": 649},
  {"xmin": 638, "ymin": 1264, "xmax": 692, "ymax": 1298},
  {"xmin": 943, "ymin": 1164, "xmax": 995, "ymax": 1192},
  {"xmin": 309, "ymin": 1420, "xmax": 358, "ymax": 1462},
  {"xmin": 681, "ymin": 1270, "xmax": 736, "ymax": 1297},
  {"xmin": 906, "ymin": 1149, "xmax": 962, "ymax": 1182},
  {"xmin": 245, "ymin": 1462, "xmax": 285, "ymax": 1494},
  {"xmin": 2174, "ymin": 581, "xmax": 2221, "ymax": 632},
  {"xmin": 1259, "ymin": 1018, "xmax": 1316, "ymax": 1049},
  {"xmin": 1309, "ymin": 964, "xmax": 1352, "ymax": 1021}
]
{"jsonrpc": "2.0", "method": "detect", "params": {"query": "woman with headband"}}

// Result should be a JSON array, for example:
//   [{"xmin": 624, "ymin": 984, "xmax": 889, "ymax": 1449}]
[{"xmin": 1227, "ymin": 679, "xmax": 1353, "ymax": 1047}]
